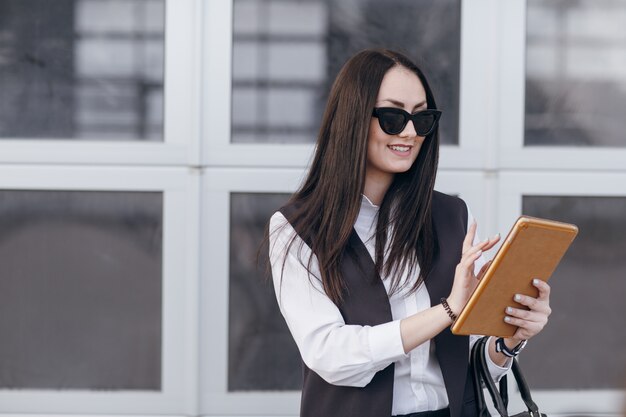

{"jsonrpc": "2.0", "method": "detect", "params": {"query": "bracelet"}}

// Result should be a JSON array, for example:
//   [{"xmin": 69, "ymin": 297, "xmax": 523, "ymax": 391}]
[{"xmin": 440, "ymin": 298, "xmax": 458, "ymax": 323}]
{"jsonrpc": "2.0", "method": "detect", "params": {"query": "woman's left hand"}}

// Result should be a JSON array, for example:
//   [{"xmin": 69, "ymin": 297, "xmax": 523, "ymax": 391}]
[{"xmin": 504, "ymin": 278, "xmax": 552, "ymax": 343}]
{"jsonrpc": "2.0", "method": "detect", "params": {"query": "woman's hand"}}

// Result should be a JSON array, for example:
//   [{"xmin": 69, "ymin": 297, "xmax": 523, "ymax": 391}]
[
  {"xmin": 503, "ymin": 279, "xmax": 552, "ymax": 344},
  {"xmin": 447, "ymin": 221, "xmax": 500, "ymax": 316}
]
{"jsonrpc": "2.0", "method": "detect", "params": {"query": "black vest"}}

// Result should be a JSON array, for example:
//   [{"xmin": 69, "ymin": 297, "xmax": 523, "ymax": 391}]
[{"xmin": 280, "ymin": 191, "xmax": 477, "ymax": 417}]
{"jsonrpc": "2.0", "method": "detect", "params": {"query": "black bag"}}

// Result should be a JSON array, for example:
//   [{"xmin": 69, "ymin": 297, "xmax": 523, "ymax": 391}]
[{"xmin": 470, "ymin": 336, "xmax": 547, "ymax": 417}]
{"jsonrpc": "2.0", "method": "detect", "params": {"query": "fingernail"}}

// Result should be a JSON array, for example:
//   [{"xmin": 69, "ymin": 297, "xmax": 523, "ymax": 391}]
[
  {"xmin": 504, "ymin": 316, "xmax": 511, "ymax": 323},
  {"xmin": 514, "ymin": 294, "xmax": 522, "ymax": 302},
  {"xmin": 506, "ymin": 307, "xmax": 513, "ymax": 314},
  {"xmin": 492, "ymin": 233, "xmax": 500, "ymax": 240},
  {"xmin": 533, "ymin": 278, "xmax": 540, "ymax": 285}
]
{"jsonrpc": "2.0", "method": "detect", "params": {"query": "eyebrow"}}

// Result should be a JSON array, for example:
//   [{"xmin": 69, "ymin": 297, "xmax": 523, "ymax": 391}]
[{"xmin": 378, "ymin": 98, "xmax": 427, "ymax": 110}]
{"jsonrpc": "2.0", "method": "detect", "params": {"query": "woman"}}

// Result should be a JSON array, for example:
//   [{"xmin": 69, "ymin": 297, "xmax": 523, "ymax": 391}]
[{"xmin": 268, "ymin": 49, "xmax": 551, "ymax": 417}]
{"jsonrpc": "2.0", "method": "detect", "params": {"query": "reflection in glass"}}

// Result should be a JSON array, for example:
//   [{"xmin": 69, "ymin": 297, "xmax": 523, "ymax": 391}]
[
  {"xmin": 0, "ymin": 0, "xmax": 164, "ymax": 140},
  {"xmin": 525, "ymin": 0, "xmax": 626, "ymax": 147},
  {"xmin": 232, "ymin": 0, "xmax": 461, "ymax": 145},
  {"xmin": 229, "ymin": 192, "xmax": 301, "ymax": 391},
  {"xmin": 0, "ymin": 190, "xmax": 162, "ymax": 390},
  {"xmin": 522, "ymin": 196, "xmax": 626, "ymax": 389}
]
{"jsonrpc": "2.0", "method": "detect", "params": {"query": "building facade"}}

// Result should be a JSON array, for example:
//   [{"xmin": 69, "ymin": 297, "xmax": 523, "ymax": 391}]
[{"xmin": 0, "ymin": 0, "xmax": 624, "ymax": 415}]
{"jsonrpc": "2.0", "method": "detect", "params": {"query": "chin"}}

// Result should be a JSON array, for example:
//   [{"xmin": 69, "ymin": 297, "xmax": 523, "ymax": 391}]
[{"xmin": 388, "ymin": 164, "xmax": 414, "ymax": 174}]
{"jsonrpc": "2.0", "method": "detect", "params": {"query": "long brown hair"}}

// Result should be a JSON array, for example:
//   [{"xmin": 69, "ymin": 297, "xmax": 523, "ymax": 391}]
[{"xmin": 276, "ymin": 48, "xmax": 440, "ymax": 304}]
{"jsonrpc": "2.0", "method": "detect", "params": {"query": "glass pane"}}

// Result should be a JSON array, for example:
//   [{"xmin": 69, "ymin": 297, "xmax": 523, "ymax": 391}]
[
  {"xmin": 229, "ymin": 192, "xmax": 301, "ymax": 391},
  {"xmin": 0, "ymin": 0, "xmax": 165, "ymax": 140},
  {"xmin": 525, "ymin": 0, "xmax": 626, "ymax": 147},
  {"xmin": 521, "ymin": 196, "xmax": 626, "ymax": 389},
  {"xmin": 232, "ymin": 0, "xmax": 461, "ymax": 145},
  {"xmin": 0, "ymin": 190, "xmax": 162, "ymax": 390}
]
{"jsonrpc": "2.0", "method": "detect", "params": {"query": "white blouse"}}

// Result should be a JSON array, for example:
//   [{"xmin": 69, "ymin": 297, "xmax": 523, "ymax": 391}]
[{"xmin": 269, "ymin": 195, "xmax": 510, "ymax": 416}]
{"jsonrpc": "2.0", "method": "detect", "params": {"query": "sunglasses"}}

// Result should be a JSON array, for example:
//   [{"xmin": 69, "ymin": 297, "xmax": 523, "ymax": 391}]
[{"xmin": 372, "ymin": 107, "xmax": 442, "ymax": 136}]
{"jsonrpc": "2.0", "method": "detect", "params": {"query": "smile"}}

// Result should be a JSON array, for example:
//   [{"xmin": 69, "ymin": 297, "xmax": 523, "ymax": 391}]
[{"xmin": 388, "ymin": 145, "xmax": 411, "ymax": 152}]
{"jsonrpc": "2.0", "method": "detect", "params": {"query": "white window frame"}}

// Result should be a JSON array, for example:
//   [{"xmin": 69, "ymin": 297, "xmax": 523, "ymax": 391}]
[
  {"xmin": 497, "ymin": 0, "xmax": 626, "ymax": 171},
  {"xmin": 200, "ymin": 167, "xmax": 492, "ymax": 416},
  {"xmin": 201, "ymin": 167, "xmax": 303, "ymax": 417},
  {"xmin": 437, "ymin": 170, "xmax": 496, "ymax": 243},
  {"xmin": 202, "ymin": 0, "xmax": 313, "ymax": 169},
  {"xmin": 0, "ymin": 0, "xmax": 202, "ymax": 167},
  {"xmin": 498, "ymin": 171, "xmax": 626, "ymax": 415},
  {"xmin": 0, "ymin": 166, "xmax": 200, "ymax": 415},
  {"xmin": 202, "ymin": 0, "xmax": 498, "ymax": 171}
]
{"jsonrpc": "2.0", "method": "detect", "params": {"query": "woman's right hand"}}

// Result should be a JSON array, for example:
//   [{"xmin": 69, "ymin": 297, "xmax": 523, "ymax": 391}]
[{"xmin": 446, "ymin": 221, "xmax": 500, "ymax": 316}]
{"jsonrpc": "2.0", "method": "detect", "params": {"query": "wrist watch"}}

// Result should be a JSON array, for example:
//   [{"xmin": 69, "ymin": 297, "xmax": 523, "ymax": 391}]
[{"xmin": 495, "ymin": 337, "xmax": 527, "ymax": 358}]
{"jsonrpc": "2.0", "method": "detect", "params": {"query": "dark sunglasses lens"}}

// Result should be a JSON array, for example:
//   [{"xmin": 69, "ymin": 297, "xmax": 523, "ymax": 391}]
[
  {"xmin": 414, "ymin": 113, "xmax": 436, "ymax": 136},
  {"xmin": 379, "ymin": 111, "xmax": 407, "ymax": 134}
]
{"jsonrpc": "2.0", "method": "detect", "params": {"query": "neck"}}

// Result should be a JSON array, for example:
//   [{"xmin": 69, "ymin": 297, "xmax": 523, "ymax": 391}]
[{"xmin": 364, "ymin": 171, "xmax": 394, "ymax": 206}]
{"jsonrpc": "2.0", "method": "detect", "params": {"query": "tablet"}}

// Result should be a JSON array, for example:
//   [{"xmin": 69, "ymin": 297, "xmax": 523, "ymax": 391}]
[{"xmin": 451, "ymin": 215, "xmax": 579, "ymax": 337}]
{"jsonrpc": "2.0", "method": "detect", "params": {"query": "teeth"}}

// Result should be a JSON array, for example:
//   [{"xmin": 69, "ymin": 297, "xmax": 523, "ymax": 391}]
[{"xmin": 389, "ymin": 145, "xmax": 410, "ymax": 152}]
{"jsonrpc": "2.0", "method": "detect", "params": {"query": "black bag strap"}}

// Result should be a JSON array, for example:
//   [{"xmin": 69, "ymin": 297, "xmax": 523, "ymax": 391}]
[
  {"xmin": 476, "ymin": 337, "xmax": 509, "ymax": 416},
  {"xmin": 470, "ymin": 337, "xmax": 489, "ymax": 417},
  {"xmin": 470, "ymin": 336, "xmax": 545, "ymax": 417},
  {"xmin": 500, "ymin": 369, "xmax": 509, "ymax": 409},
  {"xmin": 512, "ymin": 358, "xmax": 541, "ymax": 415}
]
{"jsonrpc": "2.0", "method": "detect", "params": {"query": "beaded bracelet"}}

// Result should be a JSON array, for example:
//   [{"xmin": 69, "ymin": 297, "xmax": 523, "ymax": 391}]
[{"xmin": 440, "ymin": 297, "xmax": 458, "ymax": 323}]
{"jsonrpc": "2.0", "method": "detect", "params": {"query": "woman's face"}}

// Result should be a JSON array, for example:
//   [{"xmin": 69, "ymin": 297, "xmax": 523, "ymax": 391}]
[{"xmin": 366, "ymin": 66, "xmax": 428, "ymax": 188}]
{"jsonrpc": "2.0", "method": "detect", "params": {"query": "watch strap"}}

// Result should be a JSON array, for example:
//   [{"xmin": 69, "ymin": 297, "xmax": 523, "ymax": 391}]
[{"xmin": 495, "ymin": 337, "xmax": 527, "ymax": 357}]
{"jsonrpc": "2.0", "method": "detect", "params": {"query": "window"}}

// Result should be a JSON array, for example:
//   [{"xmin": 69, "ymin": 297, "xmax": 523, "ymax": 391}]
[
  {"xmin": 525, "ymin": 0, "xmax": 626, "ymax": 147},
  {"xmin": 497, "ymin": 172, "xmax": 626, "ymax": 413},
  {"xmin": 0, "ymin": 166, "xmax": 198, "ymax": 414},
  {"xmin": 231, "ymin": 0, "xmax": 462, "ymax": 145},
  {"xmin": 228, "ymin": 192, "xmax": 299, "ymax": 391},
  {"xmin": 0, "ymin": 0, "xmax": 165, "ymax": 140},
  {"xmin": 0, "ymin": 190, "xmax": 162, "ymax": 390},
  {"xmin": 521, "ymin": 195, "xmax": 626, "ymax": 389}
]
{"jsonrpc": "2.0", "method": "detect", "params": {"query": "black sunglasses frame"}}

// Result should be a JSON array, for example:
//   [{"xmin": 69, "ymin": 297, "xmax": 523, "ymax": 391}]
[{"xmin": 372, "ymin": 107, "xmax": 442, "ymax": 136}]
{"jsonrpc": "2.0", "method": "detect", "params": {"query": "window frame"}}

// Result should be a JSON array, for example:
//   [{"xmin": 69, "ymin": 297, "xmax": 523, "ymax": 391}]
[
  {"xmin": 498, "ymin": 171, "xmax": 626, "ymax": 415},
  {"xmin": 202, "ymin": 0, "xmax": 495, "ymax": 171},
  {"xmin": 199, "ymin": 167, "xmax": 491, "ymax": 416},
  {"xmin": 201, "ymin": 167, "xmax": 302, "ymax": 415},
  {"xmin": 497, "ymin": 0, "xmax": 626, "ymax": 171},
  {"xmin": 0, "ymin": 0, "xmax": 202, "ymax": 167},
  {"xmin": 0, "ymin": 165, "xmax": 200, "ymax": 415}
]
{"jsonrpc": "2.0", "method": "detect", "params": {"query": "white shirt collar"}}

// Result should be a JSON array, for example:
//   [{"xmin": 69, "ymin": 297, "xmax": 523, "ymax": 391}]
[
  {"xmin": 356, "ymin": 194, "xmax": 379, "ymax": 239},
  {"xmin": 361, "ymin": 194, "xmax": 379, "ymax": 209}
]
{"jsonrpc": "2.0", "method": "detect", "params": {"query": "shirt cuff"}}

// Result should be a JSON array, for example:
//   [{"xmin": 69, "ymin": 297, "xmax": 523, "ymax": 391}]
[
  {"xmin": 484, "ymin": 336, "xmax": 512, "ymax": 382},
  {"xmin": 367, "ymin": 320, "xmax": 407, "ymax": 364}
]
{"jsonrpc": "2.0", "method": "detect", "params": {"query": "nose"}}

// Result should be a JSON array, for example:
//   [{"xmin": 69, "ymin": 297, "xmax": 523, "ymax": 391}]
[{"xmin": 399, "ymin": 119, "xmax": 418, "ymax": 138}]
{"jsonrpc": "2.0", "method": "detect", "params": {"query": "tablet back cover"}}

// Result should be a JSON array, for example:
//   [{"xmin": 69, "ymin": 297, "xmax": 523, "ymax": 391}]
[{"xmin": 451, "ymin": 216, "xmax": 578, "ymax": 337}]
